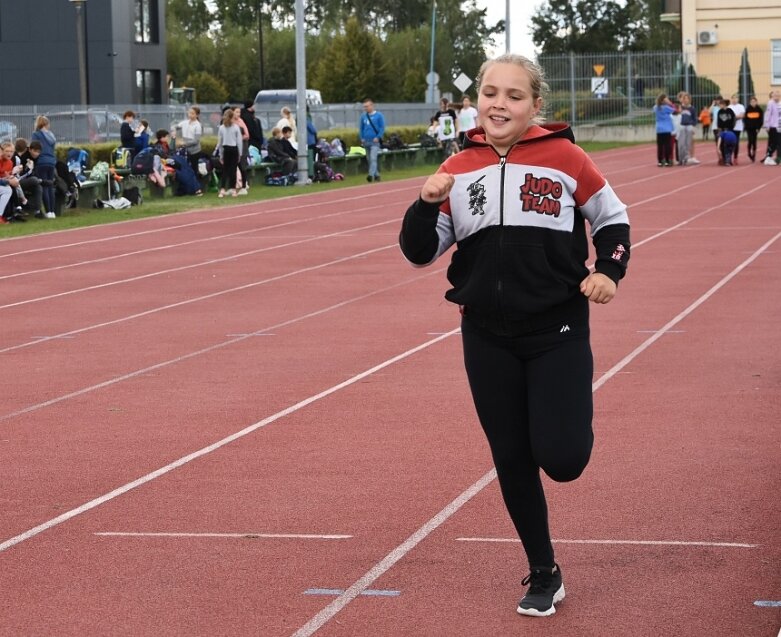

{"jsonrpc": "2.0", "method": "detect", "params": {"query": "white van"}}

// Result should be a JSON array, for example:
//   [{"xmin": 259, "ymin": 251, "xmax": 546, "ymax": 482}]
[{"xmin": 254, "ymin": 88, "xmax": 323, "ymax": 107}]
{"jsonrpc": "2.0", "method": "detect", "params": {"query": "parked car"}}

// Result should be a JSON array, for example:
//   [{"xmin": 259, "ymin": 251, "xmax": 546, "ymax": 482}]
[
  {"xmin": 45, "ymin": 109, "xmax": 123, "ymax": 144},
  {"xmin": 0, "ymin": 120, "xmax": 18, "ymax": 143}
]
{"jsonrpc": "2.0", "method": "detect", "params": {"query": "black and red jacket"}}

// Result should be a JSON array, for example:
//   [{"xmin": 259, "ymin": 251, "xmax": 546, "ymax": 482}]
[{"xmin": 399, "ymin": 123, "xmax": 630, "ymax": 321}]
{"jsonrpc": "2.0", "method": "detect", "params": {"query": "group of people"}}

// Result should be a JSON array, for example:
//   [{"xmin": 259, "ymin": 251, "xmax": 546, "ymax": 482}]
[
  {"xmin": 654, "ymin": 90, "xmax": 780, "ymax": 167},
  {"xmin": 425, "ymin": 96, "xmax": 480, "ymax": 157},
  {"xmin": 1, "ymin": 115, "xmax": 63, "ymax": 223}
]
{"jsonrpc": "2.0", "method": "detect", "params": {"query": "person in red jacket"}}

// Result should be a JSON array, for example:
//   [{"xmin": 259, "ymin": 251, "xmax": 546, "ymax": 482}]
[{"xmin": 399, "ymin": 53, "xmax": 630, "ymax": 619}]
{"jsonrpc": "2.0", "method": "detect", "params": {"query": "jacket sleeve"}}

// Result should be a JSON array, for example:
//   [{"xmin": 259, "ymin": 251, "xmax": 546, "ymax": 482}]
[
  {"xmin": 592, "ymin": 223, "xmax": 630, "ymax": 283},
  {"xmin": 399, "ymin": 197, "xmax": 454, "ymax": 266}
]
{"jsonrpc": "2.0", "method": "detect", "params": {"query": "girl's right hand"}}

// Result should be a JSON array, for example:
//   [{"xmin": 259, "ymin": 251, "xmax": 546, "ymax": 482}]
[{"xmin": 421, "ymin": 172, "xmax": 455, "ymax": 203}]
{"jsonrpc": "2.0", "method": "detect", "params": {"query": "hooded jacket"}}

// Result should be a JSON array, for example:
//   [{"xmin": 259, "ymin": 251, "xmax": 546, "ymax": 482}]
[{"xmin": 399, "ymin": 123, "xmax": 630, "ymax": 321}]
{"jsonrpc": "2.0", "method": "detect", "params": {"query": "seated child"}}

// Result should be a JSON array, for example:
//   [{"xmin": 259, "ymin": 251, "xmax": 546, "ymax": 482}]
[{"xmin": 266, "ymin": 127, "xmax": 297, "ymax": 176}]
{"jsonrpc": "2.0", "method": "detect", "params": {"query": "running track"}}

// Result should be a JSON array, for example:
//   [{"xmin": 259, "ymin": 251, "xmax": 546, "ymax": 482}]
[{"xmin": 1, "ymin": 144, "xmax": 779, "ymax": 637}]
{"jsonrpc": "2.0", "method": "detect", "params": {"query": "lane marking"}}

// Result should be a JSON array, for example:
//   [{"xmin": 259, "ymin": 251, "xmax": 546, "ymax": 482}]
[
  {"xmin": 0, "ymin": 184, "xmax": 421, "ymax": 259},
  {"xmin": 0, "ymin": 328, "xmax": 460, "ymax": 554},
  {"xmin": 753, "ymin": 601, "xmax": 781, "ymax": 607},
  {"xmin": 455, "ymin": 537, "xmax": 758, "ymax": 548},
  {"xmin": 0, "ymin": 244, "xmax": 411, "ymax": 356},
  {"xmin": 304, "ymin": 589, "xmax": 400, "ymax": 597},
  {"xmin": 289, "ymin": 231, "xmax": 781, "ymax": 637},
  {"xmin": 0, "ymin": 264, "xmax": 445, "ymax": 422},
  {"xmin": 594, "ymin": 230, "xmax": 781, "ymax": 392},
  {"xmin": 94, "ymin": 532, "xmax": 351, "ymax": 540},
  {"xmin": 1, "ymin": 218, "xmax": 400, "ymax": 310}
]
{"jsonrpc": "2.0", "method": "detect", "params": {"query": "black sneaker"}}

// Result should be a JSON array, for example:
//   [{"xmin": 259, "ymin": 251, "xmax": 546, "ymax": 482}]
[
  {"xmin": 374, "ymin": 174, "xmax": 381, "ymax": 182},
  {"xmin": 517, "ymin": 564, "xmax": 565, "ymax": 617},
  {"xmin": 366, "ymin": 175, "xmax": 374, "ymax": 183}
]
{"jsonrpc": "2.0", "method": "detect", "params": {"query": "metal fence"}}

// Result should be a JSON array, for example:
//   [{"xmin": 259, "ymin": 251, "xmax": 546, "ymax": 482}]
[
  {"xmin": 537, "ymin": 48, "xmax": 776, "ymax": 126},
  {"xmin": 1, "ymin": 49, "xmax": 774, "ymax": 145}
]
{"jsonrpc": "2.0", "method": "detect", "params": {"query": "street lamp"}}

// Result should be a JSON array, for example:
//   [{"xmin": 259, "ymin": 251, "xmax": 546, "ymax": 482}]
[{"xmin": 70, "ymin": 0, "xmax": 89, "ymax": 105}]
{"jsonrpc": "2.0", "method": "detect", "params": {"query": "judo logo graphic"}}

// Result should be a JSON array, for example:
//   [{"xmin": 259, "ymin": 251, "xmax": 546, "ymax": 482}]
[
  {"xmin": 520, "ymin": 173, "xmax": 563, "ymax": 217},
  {"xmin": 467, "ymin": 175, "xmax": 487, "ymax": 216},
  {"xmin": 611, "ymin": 244, "xmax": 626, "ymax": 261}
]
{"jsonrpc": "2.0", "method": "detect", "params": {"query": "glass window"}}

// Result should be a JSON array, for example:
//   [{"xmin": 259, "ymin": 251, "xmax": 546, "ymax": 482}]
[
  {"xmin": 136, "ymin": 69, "xmax": 162, "ymax": 104},
  {"xmin": 134, "ymin": 0, "xmax": 159, "ymax": 44},
  {"xmin": 773, "ymin": 40, "xmax": 781, "ymax": 84}
]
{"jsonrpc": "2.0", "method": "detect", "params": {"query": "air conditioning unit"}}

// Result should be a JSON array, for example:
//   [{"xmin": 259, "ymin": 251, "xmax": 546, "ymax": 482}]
[{"xmin": 697, "ymin": 30, "xmax": 718, "ymax": 46}]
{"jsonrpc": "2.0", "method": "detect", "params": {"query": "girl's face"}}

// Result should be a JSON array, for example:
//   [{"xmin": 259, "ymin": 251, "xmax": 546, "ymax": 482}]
[
  {"xmin": 478, "ymin": 62, "xmax": 542, "ymax": 154},
  {"xmin": 188, "ymin": 108, "xmax": 197, "ymax": 120}
]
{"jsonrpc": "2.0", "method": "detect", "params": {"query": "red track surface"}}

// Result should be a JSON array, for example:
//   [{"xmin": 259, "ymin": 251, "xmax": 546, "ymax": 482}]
[{"xmin": 1, "ymin": 144, "xmax": 779, "ymax": 637}]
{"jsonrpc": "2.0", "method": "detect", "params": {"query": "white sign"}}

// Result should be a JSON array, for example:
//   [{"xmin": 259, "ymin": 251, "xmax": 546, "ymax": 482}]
[
  {"xmin": 591, "ymin": 77, "xmax": 609, "ymax": 96},
  {"xmin": 453, "ymin": 72, "xmax": 473, "ymax": 94}
]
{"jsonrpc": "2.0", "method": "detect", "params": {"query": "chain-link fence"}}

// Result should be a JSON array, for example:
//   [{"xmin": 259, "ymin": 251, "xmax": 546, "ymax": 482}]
[{"xmin": 1, "ymin": 49, "xmax": 774, "ymax": 145}]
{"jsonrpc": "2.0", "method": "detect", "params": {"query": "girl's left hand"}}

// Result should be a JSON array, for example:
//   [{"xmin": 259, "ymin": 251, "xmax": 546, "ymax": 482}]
[{"xmin": 580, "ymin": 272, "xmax": 617, "ymax": 304}]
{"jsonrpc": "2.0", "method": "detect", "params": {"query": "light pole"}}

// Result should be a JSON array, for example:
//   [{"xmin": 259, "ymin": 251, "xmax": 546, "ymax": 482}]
[{"xmin": 70, "ymin": 0, "xmax": 89, "ymax": 105}]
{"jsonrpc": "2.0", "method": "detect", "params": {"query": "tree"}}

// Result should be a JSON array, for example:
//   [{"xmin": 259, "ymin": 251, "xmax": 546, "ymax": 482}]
[
  {"xmin": 737, "ymin": 48, "xmax": 756, "ymax": 103},
  {"xmin": 167, "ymin": 0, "xmax": 213, "ymax": 37},
  {"xmin": 183, "ymin": 71, "xmax": 229, "ymax": 103},
  {"xmin": 309, "ymin": 17, "xmax": 391, "ymax": 102}
]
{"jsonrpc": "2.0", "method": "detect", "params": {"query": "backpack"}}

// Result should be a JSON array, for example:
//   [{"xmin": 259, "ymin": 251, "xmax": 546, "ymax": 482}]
[
  {"xmin": 313, "ymin": 161, "xmax": 336, "ymax": 183},
  {"xmin": 89, "ymin": 161, "xmax": 110, "ymax": 183},
  {"xmin": 113, "ymin": 147, "xmax": 133, "ymax": 169},
  {"xmin": 131, "ymin": 148, "xmax": 155, "ymax": 175},
  {"xmin": 329, "ymin": 138, "xmax": 345, "ymax": 157},
  {"xmin": 197, "ymin": 157, "xmax": 212, "ymax": 176},
  {"xmin": 384, "ymin": 133, "xmax": 406, "ymax": 150},
  {"xmin": 123, "ymin": 186, "xmax": 142, "ymax": 206},
  {"xmin": 264, "ymin": 172, "xmax": 296, "ymax": 186},
  {"xmin": 248, "ymin": 145, "xmax": 262, "ymax": 167},
  {"xmin": 419, "ymin": 134, "xmax": 438, "ymax": 147},
  {"xmin": 67, "ymin": 148, "xmax": 90, "ymax": 182}
]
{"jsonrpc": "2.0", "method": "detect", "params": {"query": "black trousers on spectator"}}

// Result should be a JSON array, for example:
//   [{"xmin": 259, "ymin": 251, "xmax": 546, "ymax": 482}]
[
  {"xmin": 460, "ymin": 299, "xmax": 594, "ymax": 568},
  {"xmin": 34, "ymin": 164, "xmax": 55, "ymax": 213},
  {"xmin": 656, "ymin": 132, "xmax": 672, "ymax": 163},
  {"xmin": 220, "ymin": 146, "xmax": 239, "ymax": 190},
  {"xmin": 20, "ymin": 176, "xmax": 43, "ymax": 213},
  {"xmin": 746, "ymin": 129, "xmax": 759, "ymax": 160},
  {"xmin": 766, "ymin": 128, "xmax": 779, "ymax": 159}
]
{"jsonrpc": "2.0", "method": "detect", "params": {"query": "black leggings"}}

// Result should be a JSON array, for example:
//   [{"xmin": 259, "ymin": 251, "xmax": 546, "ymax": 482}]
[
  {"xmin": 746, "ymin": 129, "xmax": 759, "ymax": 159},
  {"xmin": 461, "ymin": 308, "xmax": 594, "ymax": 568},
  {"xmin": 220, "ymin": 145, "xmax": 239, "ymax": 190},
  {"xmin": 656, "ymin": 132, "xmax": 672, "ymax": 163}
]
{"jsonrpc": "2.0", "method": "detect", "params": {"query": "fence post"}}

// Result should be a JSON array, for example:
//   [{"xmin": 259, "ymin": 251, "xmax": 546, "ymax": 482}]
[
  {"xmin": 626, "ymin": 50, "xmax": 633, "ymax": 117},
  {"xmin": 684, "ymin": 51, "xmax": 690, "ymax": 94},
  {"xmin": 569, "ymin": 51, "xmax": 576, "ymax": 126}
]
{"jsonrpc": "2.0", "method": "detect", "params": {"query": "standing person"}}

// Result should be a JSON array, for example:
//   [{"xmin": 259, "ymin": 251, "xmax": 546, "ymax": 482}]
[
  {"xmin": 233, "ymin": 106, "xmax": 250, "ymax": 194},
  {"xmin": 698, "ymin": 105, "xmax": 712, "ymax": 140},
  {"xmin": 710, "ymin": 96, "xmax": 723, "ymax": 142},
  {"xmin": 653, "ymin": 93, "xmax": 676, "ymax": 166},
  {"xmin": 677, "ymin": 92, "xmax": 700, "ymax": 165},
  {"xmin": 434, "ymin": 97, "xmax": 460, "ymax": 157},
  {"xmin": 240, "ymin": 101, "xmax": 265, "ymax": 153},
  {"xmin": 729, "ymin": 94, "xmax": 746, "ymax": 164},
  {"xmin": 743, "ymin": 96, "xmax": 763, "ymax": 162},
  {"xmin": 762, "ymin": 90, "xmax": 780, "ymax": 165},
  {"xmin": 716, "ymin": 98, "xmax": 736, "ymax": 165},
  {"xmin": 399, "ymin": 53, "xmax": 630, "ymax": 618},
  {"xmin": 31, "ymin": 115, "xmax": 57, "ymax": 218},
  {"xmin": 176, "ymin": 106, "xmax": 206, "ymax": 177},
  {"xmin": 359, "ymin": 98, "xmax": 385, "ymax": 183},
  {"xmin": 120, "ymin": 110, "xmax": 136, "ymax": 150},
  {"xmin": 216, "ymin": 108, "xmax": 242, "ymax": 198},
  {"xmin": 457, "ymin": 94, "xmax": 479, "ymax": 147}
]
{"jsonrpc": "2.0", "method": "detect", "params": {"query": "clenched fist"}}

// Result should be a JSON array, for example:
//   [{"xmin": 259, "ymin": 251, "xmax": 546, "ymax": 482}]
[
  {"xmin": 421, "ymin": 172, "xmax": 455, "ymax": 204},
  {"xmin": 580, "ymin": 272, "xmax": 617, "ymax": 304}
]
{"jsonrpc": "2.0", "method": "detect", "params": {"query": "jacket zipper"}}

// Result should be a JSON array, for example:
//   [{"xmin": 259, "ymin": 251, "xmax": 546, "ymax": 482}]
[{"xmin": 497, "ymin": 153, "xmax": 507, "ymax": 314}]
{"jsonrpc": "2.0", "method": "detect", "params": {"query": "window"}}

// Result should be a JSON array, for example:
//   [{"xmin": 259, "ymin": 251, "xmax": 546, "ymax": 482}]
[
  {"xmin": 134, "ymin": 0, "xmax": 159, "ymax": 44},
  {"xmin": 773, "ymin": 40, "xmax": 781, "ymax": 84},
  {"xmin": 136, "ymin": 69, "xmax": 161, "ymax": 104}
]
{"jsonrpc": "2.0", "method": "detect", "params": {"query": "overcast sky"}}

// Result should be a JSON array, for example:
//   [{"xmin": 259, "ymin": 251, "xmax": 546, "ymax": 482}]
[{"xmin": 477, "ymin": 0, "xmax": 538, "ymax": 59}]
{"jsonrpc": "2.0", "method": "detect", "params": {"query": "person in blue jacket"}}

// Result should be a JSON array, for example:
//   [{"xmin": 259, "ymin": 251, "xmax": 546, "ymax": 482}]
[
  {"xmin": 359, "ymin": 98, "xmax": 385, "ymax": 182},
  {"xmin": 653, "ymin": 93, "xmax": 677, "ymax": 166}
]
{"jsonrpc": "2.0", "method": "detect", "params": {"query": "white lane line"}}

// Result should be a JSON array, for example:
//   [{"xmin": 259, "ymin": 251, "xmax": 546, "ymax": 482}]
[
  {"xmin": 304, "ymin": 589, "xmax": 400, "ymax": 597},
  {"xmin": 594, "ymin": 229, "xmax": 781, "ymax": 391},
  {"xmin": 94, "ymin": 532, "xmax": 351, "ymax": 540},
  {"xmin": 0, "ymin": 184, "xmax": 421, "ymax": 258},
  {"xmin": 0, "ymin": 217, "xmax": 400, "ymax": 310},
  {"xmin": 0, "ymin": 202, "xmax": 394, "ymax": 281},
  {"xmin": 455, "ymin": 537, "xmax": 758, "ymax": 548},
  {"xmin": 0, "ymin": 243, "xmax": 408, "ymax": 356},
  {"xmin": 0, "ymin": 264, "xmax": 445, "ymax": 423},
  {"xmin": 289, "ymin": 469, "xmax": 497, "ymax": 637},
  {"xmin": 288, "ymin": 232, "xmax": 781, "ymax": 637},
  {"xmin": 0, "ymin": 327, "xmax": 460, "ymax": 554}
]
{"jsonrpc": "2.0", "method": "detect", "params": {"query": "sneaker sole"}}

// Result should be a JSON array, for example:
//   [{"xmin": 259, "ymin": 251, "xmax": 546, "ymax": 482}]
[{"xmin": 516, "ymin": 584, "xmax": 565, "ymax": 617}]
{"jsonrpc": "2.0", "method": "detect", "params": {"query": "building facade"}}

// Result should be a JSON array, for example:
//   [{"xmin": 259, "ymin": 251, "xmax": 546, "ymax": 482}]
[
  {"xmin": 0, "ymin": 0, "xmax": 166, "ymax": 105},
  {"xmin": 662, "ymin": 0, "xmax": 781, "ymax": 99}
]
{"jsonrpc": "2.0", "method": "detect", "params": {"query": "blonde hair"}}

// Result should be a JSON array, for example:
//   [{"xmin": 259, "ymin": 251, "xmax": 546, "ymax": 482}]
[
  {"xmin": 35, "ymin": 115, "xmax": 50, "ymax": 130},
  {"xmin": 476, "ymin": 53, "xmax": 548, "ymax": 124},
  {"xmin": 222, "ymin": 110, "xmax": 234, "ymax": 127}
]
